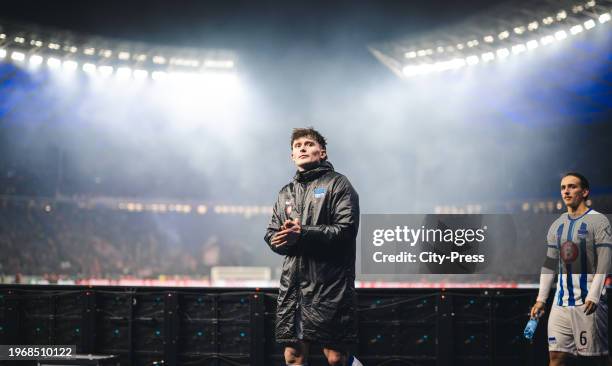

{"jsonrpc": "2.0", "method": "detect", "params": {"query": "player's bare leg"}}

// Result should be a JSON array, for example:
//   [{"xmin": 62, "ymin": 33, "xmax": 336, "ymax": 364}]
[
  {"xmin": 284, "ymin": 342, "xmax": 309, "ymax": 365},
  {"xmin": 550, "ymin": 351, "xmax": 574, "ymax": 366}
]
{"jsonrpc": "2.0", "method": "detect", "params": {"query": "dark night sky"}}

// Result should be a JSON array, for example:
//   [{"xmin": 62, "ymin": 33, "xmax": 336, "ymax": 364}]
[{"xmin": 2, "ymin": 1, "xmax": 504, "ymax": 53}]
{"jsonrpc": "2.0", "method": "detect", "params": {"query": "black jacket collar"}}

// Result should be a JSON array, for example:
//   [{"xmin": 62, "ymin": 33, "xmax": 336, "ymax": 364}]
[{"xmin": 293, "ymin": 161, "xmax": 334, "ymax": 183}]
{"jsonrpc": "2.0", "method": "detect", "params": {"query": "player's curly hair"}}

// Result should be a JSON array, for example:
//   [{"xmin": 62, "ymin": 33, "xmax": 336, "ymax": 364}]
[{"xmin": 290, "ymin": 127, "xmax": 328, "ymax": 161}]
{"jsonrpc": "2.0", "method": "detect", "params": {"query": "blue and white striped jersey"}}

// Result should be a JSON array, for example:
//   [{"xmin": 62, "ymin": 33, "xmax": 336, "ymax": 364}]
[{"xmin": 546, "ymin": 209, "xmax": 612, "ymax": 306}]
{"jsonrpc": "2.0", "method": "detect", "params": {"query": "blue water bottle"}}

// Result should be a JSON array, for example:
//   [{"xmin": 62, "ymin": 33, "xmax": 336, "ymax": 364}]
[{"xmin": 524, "ymin": 317, "xmax": 539, "ymax": 341}]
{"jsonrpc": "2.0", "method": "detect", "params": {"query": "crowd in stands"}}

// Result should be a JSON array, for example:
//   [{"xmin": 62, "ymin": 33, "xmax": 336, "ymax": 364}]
[{"xmin": 0, "ymin": 199, "xmax": 259, "ymax": 281}]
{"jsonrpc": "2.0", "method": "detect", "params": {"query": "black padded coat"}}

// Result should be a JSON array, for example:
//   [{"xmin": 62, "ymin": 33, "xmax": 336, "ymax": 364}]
[{"xmin": 265, "ymin": 161, "xmax": 360, "ymax": 346}]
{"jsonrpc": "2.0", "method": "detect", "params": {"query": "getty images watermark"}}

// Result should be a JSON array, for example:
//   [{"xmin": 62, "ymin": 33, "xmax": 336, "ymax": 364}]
[{"xmin": 361, "ymin": 213, "xmax": 611, "ymax": 275}]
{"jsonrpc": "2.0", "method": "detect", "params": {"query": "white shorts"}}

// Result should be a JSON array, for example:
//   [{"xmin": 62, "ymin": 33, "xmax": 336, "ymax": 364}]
[{"xmin": 547, "ymin": 302, "xmax": 609, "ymax": 356}]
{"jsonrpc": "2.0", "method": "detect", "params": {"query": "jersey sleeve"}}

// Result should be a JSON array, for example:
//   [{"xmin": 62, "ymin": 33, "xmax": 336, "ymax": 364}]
[{"xmin": 537, "ymin": 221, "xmax": 560, "ymax": 303}]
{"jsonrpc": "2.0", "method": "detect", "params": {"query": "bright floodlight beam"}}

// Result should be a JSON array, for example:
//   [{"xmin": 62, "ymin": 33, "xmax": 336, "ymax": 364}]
[
  {"xmin": 29, "ymin": 54, "xmax": 43, "ymax": 66},
  {"xmin": 63, "ymin": 60, "xmax": 78, "ymax": 71},
  {"xmin": 10, "ymin": 51, "xmax": 25, "ymax": 62},
  {"xmin": 98, "ymin": 65, "xmax": 114, "ymax": 77},
  {"xmin": 82, "ymin": 63, "xmax": 97, "ymax": 74},
  {"xmin": 47, "ymin": 57, "xmax": 61, "ymax": 69}
]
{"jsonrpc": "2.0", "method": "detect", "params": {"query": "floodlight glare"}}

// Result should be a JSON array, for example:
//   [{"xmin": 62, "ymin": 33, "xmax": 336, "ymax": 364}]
[
  {"xmin": 47, "ymin": 57, "xmax": 61, "ymax": 69},
  {"xmin": 98, "ymin": 65, "xmax": 114, "ymax": 77},
  {"xmin": 526, "ymin": 39, "xmax": 539, "ymax": 49},
  {"xmin": 405, "ymin": 51, "xmax": 417, "ymax": 58},
  {"xmin": 554, "ymin": 30, "xmax": 567, "ymax": 40},
  {"xmin": 29, "ymin": 54, "xmax": 44, "ymax": 66},
  {"xmin": 0, "ymin": 48, "xmax": 6, "ymax": 58},
  {"xmin": 63, "ymin": 60, "xmax": 78, "ymax": 71},
  {"xmin": 48, "ymin": 43, "xmax": 60, "ymax": 50},
  {"xmin": 543, "ymin": 16, "xmax": 554, "ymax": 25},
  {"xmin": 511, "ymin": 44, "xmax": 527, "ymax": 54},
  {"xmin": 528, "ymin": 21, "xmax": 539, "ymax": 31},
  {"xmin": 570, "ymin": 24, "xmax": 584, "ymax": 35},
  {"xmin": 483, "ymin": 35, "xmax": 495, "ymax": 43},
  {"xmin": 116, "ymin": 67, "xmax": 132, "ymax": 79},
  {"xmin": 133, "ymin": 69, "xmax": 148, "ymax": 80},
  {"xmin": 118, "ymin": 51, "xmax": 130, "ymax": 60},
  {"xmin": 14, "ymin": 37, "xmax": 25, "ymax": 44},
  {"xmin": 465, "ymin": 55, "xmax": 479, "ymax": 65},
  {"xmin": 10, "ymin": 51, "xmax": 25, "ymax": 62},
  {"xmin": 599, "ymin": 13, "xmax": 611, "ymax": 23},
  {"xmin": 84, "ymin": 48, "xmax": 95, "ymax": 55},
  {"xmin": 496, "ymin": 48, "xmax": 510, "ymax": 59},
  {"xmin": 481, "ymin": 52, "xmax": 495, "ymax": 62},
  {"xmin": 152, "ymin": 56, "xmax": 166, "ymax": 64},
  {"xmin": 151, "ymin": 70, "xmax": 168, "ymax": 81},
  {"xmin": 498, "ymin": 30, "xmax": 510, "ymax": 40},
  {"xmin": 541, "ymin": 35, "xmax": 555, "ymax": 45},
  {"xmin": 82, "ymin": 63, "xmax": 97, "ymax": 74},
  {"xmin": 584, "ymin": 19, "xmax": 596, "ymax": 29},
  {"xmin": 556, "ymin": 10, "xmax": 567, "ymax": 20}
]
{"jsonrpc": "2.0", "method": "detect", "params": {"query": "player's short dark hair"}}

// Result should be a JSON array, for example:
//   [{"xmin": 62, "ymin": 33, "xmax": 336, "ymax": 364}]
[
  {"xmin": 563, "ymin": 172, "xmax": 590, "ymax": 199},
  {"xmin": 290, "ymin": 127, "xmax": 328, "ymax": 160}
]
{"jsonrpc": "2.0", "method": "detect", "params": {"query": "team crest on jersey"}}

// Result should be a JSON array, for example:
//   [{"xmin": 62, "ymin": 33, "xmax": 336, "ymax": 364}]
[
  {"xmin": 548, "ymin": 336, "xmax": 557, "ymax": 345},
  {"xmin": 577, "ymin": 228, "xmax": 588, "ymax": 240},
  {"xmin": 313, "ymin": 187, "xmax": 326, "ymax": 198},
  {"xmin": 285, "ymin": 200, "xmax": 293, "ymax": 216},
  {"xmin": 560, "ymin": 240, "xmax": 579, "ymax": 263}
]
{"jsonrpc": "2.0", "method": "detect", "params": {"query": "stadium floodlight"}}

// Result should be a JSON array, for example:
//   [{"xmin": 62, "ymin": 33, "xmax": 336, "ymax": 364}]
[
  {"xmin": 116, "ymin": 66, "xmax": 132, "ymax": 79},
  {"xmin": 68, "ymin": 46, "xmax": 78, "ymax": 53},
  {"xmin": 585, "ymin": 0, "xmax": 596, "ymax": 8},
  {"xmin": 584, "ymin": 19, "xmax": 596, "ymax": 29},
  {"xmin": 98, "ymin": 65, "xmax": 114, "ymax": 77},
  {"xmin": 526, "ymin": 39, "xmax": 539, "ymax": 49},
  {"xmin": 417, "ymin": 49, "xmax": 427, "ymax": 57},
  {"xmin": 528, "ymin": 21, "xmax": 539, "ymax": 31},
  {"xmin": 48, "ymin": 43, "xmax": 60, "ymax": 50},
  {"xmin": 465, "ymin": 55, "xmax": 479, "ymax": 65},
  {"xmin": 47, "ymin": 57, "xmax": 61, "ymax": 69},
  {"xmin": 543, "ymin": 16, "xmax": 554, "ymax": 25},
  {"xmin": 118, "ymin": 51, "xmax": 130, "ymax": 60},
  {"xmin": 14, "ymin": 36, "xmax": 25, "ymax": 43},
  {"xmin": 436, "ymin": 46, "xmax": 445, "ymax": 53},
  {"xmin": 483, "ymin": 35, "xmax": 495, "ymax": 43},
  {"xmin": 570, "ymin": 24, "xmax": 584, "ymax": 35},
  {"xmin": 402, "ymin": 64, "xmax": 423, "ymax": 77},
  {"xmin": 481, "ymin": 52, "xmax": 495, "ymax": 62},
  {"xmin": 456, "ymin": 43, "xmax": 465, "ymax": 50},
  {"xmin": 0, "ymin": 34, "xmax": 5, "ymax": 39},
  {"xmin": 82, "ymin": 63, "xmax": 97, "ymax": 74},
  {"xmin": 10, "ymin": 51, "xmax": 25, "ymax": 62},
  {"xmin": 554, "ymin": 30, "xmax": 567, "ymax": 40},
  {"xmin": 496, "ymin": 48, "xmax": 510, "ymax": 59},
  {"xmin": 541, "ymin": 35, "xmax": 555, "ymax": 45},
  {"xmin": 31, "ymin": 40, "xmax": 43, "ymax": 47},
  {"xmin": 135, "ymin": 54, "xmax": 147, "ymax": 61},
  {"xmin": 152, "ymin": 55, "xmax": 166, "ymax": 64},
  {"xmin": 511, "ymin": 44, "xmax": 526, "ymax": 54},
  {"xmin": 133, "ymin": 69, "xmax": 148, "ymax": 80},
  {"xmin": 405, "ymin": 51, "xmax": 417, "ymax": 58},
  {"xmin": 0, "ymin": 48, "xmax": 6, "ymax": 58},
  {"xmin": 556, "ymin": 10, "xmax": 567, "ymax": 21},
  {"xmin": 467, "ymin": 39, "xmax": 479, "ymax": 47},
  {"xmin": 572, "ymin": 5, "xmax": 584, "ymax": 13},
  {"xmin": 513, "ymin": 26, "xmax": 526, "ymax": 34},
  {"xmin": 151, "ymin": 70, "xmax": 168, "ymax": 81},
  {"xmin": 101, "ymin": 49, "xmax": 112, "ymax": 58},
  {"xmin": 433, "ymin": 58, "xmax": 466, "ymax": 72},
  {"xmin": 599, "ymin": 13, "xmax": 611, "ymax": 23},
  {"xmin": 84, "ymin": 48, "xmax": 95, "ymax": 55},
  {"xmin": 29, "ymin": 54, "xmax": 43, "ymax": 66},
  {"xmin": 63, "ymin": 60, "xmax": 78, "ymax": 71},
  {"xmin": 498, "ymin": 30, "xmax": 510, "ymax": 40}
]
